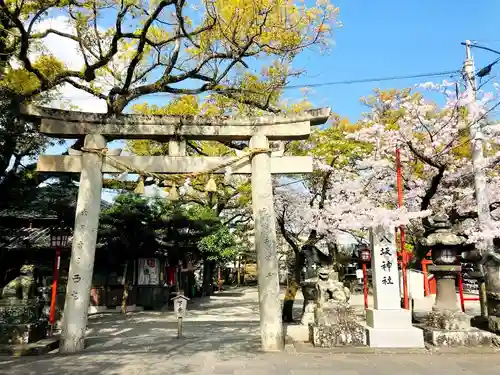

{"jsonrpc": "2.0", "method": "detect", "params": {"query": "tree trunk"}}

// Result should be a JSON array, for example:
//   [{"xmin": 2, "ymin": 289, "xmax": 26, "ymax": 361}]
[
  {"xmin": 328, "ymin": 243, "xmax": 340, "ymax": 271},
  {"xmin": 120, "ymin": 259, "xmax": 133, "ymax": 314},
  {"xmin": 202, "ymin": 258, "xmax": 215, "ymax": 297},
  {"xmin": 294, "ymin": 250, "xmax": 303, "ymax": 284}
]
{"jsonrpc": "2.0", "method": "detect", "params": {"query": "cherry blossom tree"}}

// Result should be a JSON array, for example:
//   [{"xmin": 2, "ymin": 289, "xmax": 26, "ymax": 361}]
[
  {"xmin": 344, "ymin": 83, "xmax": 500, "ymax": 247},
  {"xmin": 275, "ymin": 82, "xmax": 500, "ymax": 275}
]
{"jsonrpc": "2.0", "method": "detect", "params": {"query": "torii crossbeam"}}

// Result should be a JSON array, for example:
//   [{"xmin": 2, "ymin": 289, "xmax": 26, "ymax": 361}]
[{"xmin": 22, "ymin": 105, "xmax": 331, "ymax": 353}]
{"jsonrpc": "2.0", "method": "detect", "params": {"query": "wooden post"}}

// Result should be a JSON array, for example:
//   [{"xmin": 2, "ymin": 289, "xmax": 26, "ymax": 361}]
[
  {"xmin": 218, "ymin": 266, "xmax": 222, "ymax": 292},
  {"xmin": 250, "ymin": 134, "xmax": 284, "ymax": 352},
  {"xmin": 396, "ymin": 146, "xmax": 409, "ymax": 310},
  {"xmin": 362, "ymin": 262, "xmax": 369, "ymax": 310},
  {"xmin": 169, "ymin": 139, "xmax": 186, "ymax": 156},
  {"xmin": 237, "ymin": 255, "xmax": 241, "ymax": 287},
  {"xmin": 60, "ymin": 134, "xmax": 106, "ymax": 353},
  {"xmin": 49, "ymin": 248, "xmax": 61, "ymax": 334},
  {"xmin": 458, "ymin": 271, "xmax": 466, "ymax": 312},
  {"xmin": 177, "ymin": 317, "xmax": 183, "ymax": 338}
]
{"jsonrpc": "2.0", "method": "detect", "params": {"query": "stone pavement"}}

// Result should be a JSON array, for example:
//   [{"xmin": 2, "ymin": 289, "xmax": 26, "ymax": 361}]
[{"xmin": 0, "ymin": 287, "xmax": 499, "ymax": 375}]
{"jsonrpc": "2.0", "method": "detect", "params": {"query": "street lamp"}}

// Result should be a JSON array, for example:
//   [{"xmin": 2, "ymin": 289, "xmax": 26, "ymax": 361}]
[
  {"xmin": 359, "ymin": 247, "xmax": 372, "ymax": 263},
  {"xmin": 49, "ymin": 226, "xmax": 71, "ymax": 334},
  {"xmin": 50, "ymin": 227, "xmax": 70, "ymax": 248}
]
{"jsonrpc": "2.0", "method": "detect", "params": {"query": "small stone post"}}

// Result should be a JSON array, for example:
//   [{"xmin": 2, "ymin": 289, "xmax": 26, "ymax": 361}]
[
  {"xmin": 60, "ymin": 134, "xmax": 106, "ymax": 353},
  {"xmin": 250, "ymin": 134, "xmax": 284, "ymax": 351}
]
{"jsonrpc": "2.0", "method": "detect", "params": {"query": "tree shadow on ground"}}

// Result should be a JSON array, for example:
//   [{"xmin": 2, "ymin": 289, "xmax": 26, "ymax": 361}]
[
  {"xmin": 0, "ymin": 288, "xmax": 266, "ymax": 375},
  {"xmin": 1, "ymin": 319, "xmax": 264, "ymax": 375}
]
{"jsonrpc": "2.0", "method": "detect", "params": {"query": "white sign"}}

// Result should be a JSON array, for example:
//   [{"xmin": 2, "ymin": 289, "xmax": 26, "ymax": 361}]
[
  {"xmin": 171, "ymin": 295, "xmax": 190, "ymax": 318},
  {"xmin": 369, "ymin": 225, "xmax": 400, "ymax": 310},
  {"xmin": 356, "ymin": 269, "xmax": 364, "ymax": 279},
  {"xmin": 138, "ymin": 258, "xmax": 160, "ymax": 285},
  {"xmin": 175, "ymin": 298, "xmax": 187, "ymax": 318}
]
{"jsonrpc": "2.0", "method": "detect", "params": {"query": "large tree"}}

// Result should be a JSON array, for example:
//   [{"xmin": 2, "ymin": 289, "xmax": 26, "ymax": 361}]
[
  {"xmin": 1, "ymin": 0, "xmax": 338, "ymax": 114},
  {"xmin": 0, "ymin": 0, "xmax": 338, "ymax": 208}
]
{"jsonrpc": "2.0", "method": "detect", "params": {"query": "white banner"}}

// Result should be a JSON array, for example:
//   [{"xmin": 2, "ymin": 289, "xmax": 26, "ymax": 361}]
[{"xmin": 138, "ymin": 258, "xmax": 160, "ymax": 285}]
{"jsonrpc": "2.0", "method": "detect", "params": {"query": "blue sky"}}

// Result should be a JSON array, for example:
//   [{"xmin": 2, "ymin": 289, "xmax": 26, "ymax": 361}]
[
  {"xmin": 113, "ymin": 0, "xmax": 500, "ymax": 120},
  {"xmin": 285, "ymin": 0, "xmax": 500, "ymax": 120}
]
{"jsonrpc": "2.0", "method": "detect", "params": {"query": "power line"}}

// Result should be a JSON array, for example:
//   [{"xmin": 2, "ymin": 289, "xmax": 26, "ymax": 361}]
[
  {"xmin": 281, "ymin": 70, "xmax": 460, "ymax": 90},
  {"xmin": 55, "ymin": 69, "xmax": 462, "ymax": 100}
]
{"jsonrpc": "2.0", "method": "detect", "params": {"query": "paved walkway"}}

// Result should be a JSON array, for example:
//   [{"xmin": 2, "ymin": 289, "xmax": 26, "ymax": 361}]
[{"xmin": 1, "ymin": 287, "xmax": 499, "ymax": 375}]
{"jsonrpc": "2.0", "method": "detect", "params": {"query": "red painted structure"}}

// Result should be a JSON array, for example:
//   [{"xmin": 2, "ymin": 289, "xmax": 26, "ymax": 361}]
[
  {"xmin": 396, "ymin": 146, "xmax": 409, "ymax": 309},
  {"xmin": 49, "ymin": 248, "xmax": 61, "ymax": 333},
  {"xmin": 458, "ymin": 271, "xmax": 480, "ymax": 312},
  {"xmin": 359, "ymin": 247, "xmax": 371, "ymax": 310}
]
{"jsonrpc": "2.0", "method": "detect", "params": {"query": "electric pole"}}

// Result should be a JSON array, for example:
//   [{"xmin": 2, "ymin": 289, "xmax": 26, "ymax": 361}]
[{"xmin": 463, "ymin": 40, "xmax": 493, "ymax": 317}]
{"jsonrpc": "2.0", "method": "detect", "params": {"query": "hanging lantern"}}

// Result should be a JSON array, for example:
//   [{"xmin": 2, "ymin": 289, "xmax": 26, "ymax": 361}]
[
  {"xmin": 359, "ymin": 247, "xmax": 372, "ymax": 263},
  {"xmin": 168, "ymin": 182, "xmax": 180, "ymax": 201},
  {"xmin": 134, "ymin": 176, "xmax": 145, "ymax": 194},
  {"xmin": 205, "ymin": 176, "xmax": 217, "ymax": 192}
]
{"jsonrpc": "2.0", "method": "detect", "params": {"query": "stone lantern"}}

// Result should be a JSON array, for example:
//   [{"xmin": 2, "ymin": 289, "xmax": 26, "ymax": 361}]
[{"xmin": 419, "ymin": 215, "xmax": 470, "ymax": 329}]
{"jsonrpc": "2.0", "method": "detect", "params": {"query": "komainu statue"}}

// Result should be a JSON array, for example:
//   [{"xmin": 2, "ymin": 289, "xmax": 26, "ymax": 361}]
[
  {"xmin": 0, "ymin": 264, "xmax": 47, "ymax": 345},
  {"xmin": 309, "ymin": 267, "xmax": 365, "ymax": 347},
  {"xmin": 1, "ymin": 264, "xmax": 36, "ymax": 302},
  {"xmin": 314, "ymin": 267, "xmax": 351, "ymax": 324}
]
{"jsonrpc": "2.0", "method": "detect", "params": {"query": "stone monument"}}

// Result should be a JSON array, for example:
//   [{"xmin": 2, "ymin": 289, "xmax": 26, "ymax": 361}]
[
  {"xmin": 309, "ymin": 267, "xmax": 365, "ymax": 347},
  {"xmin": 420, "ymin": 215, "xmax": 500, "ymax": 346},
  {"xmin": 364, "ymin": 225, "xmax": 425, "ymax": 348},
  {"xmin": 0, "ymin": 265, "xmax": 47, "ymax": 345}
]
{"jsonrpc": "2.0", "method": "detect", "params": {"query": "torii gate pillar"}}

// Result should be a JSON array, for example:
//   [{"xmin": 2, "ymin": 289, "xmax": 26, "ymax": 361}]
[
  {"xmin": 250, "ymin": 134, "xmax": 283, "ymax": 351},
  {"xmin": 60, "ymin": 134, "xmax": 106, "ymax": 353}
]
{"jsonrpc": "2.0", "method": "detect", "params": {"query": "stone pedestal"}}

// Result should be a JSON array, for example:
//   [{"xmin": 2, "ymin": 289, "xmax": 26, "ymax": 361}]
[
  {"xmin": 423, "ymin": 309, "xmax": 499, "ymax": 346},
  {"xmin": 434, "ymin": 273, "xmax": 459, "ymax": 311},
  {"xmin": 0, "ymin": 300, "xmax": 48, "ymax": 345},
  {"xmin": 365, "ymin": 308, "xmax": 424, "ymax": 348},
  {"xmin": 0, "ymin": 322, "xmax": 47, "ymax": 345},
  {"xmin": 300, "ymin": 279, "xmax": 316, "ymax": 326},
  {"xmin": 309, "ymin": 304, "xmax": 365, "ymax": 347},
  {"xmin": 422, "ymin": 265, "xmax": 500, "ymax": 346}
]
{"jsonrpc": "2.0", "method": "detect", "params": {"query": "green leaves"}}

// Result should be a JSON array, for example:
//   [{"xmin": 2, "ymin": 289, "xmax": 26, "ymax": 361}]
[
  {"xmin": 99, "ymin": 193, "xmax": 160, "ymax": 254},
  {"xmin": 198, "ymin": 225, "xmax": 238, "ymax": 262}
]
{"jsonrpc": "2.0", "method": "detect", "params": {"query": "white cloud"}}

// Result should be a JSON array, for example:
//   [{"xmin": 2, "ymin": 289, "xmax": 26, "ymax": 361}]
[{"xmin": 32, "ymin": 16, "xmax": 108, "ymax": 113}]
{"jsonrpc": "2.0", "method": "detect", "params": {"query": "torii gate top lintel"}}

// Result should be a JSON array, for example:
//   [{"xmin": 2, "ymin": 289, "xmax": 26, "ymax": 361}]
[{"xmin": 20, "ymin": 105, "xmax": 331, "ymax": 141}]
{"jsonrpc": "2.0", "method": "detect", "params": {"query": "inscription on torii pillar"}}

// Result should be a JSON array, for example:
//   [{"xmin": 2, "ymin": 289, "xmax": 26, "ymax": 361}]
[{"xmin": 22, "ymin": 105, "xmax": 330, "ymax": 353}]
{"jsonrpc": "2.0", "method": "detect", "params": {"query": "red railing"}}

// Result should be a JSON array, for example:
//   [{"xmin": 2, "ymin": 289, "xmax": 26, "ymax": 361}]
[{"xmin": 457, "ymin": 271, "xmax": 480, "ymax": 312}]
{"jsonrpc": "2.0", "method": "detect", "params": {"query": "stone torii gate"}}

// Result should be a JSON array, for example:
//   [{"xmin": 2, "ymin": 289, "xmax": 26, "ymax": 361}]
[{"xmin": 22, "ymin": 105, "xmax": 330, "ymax": 353}]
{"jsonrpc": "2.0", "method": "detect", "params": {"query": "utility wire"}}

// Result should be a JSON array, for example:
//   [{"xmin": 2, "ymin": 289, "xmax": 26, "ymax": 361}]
[
  {"xmin": 281, "ymin": 70, "xmax": 460, "ymax": 90},
  {"xmin": 56, "ymin": 69, "xmax": 462, "ymax": 100}
]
